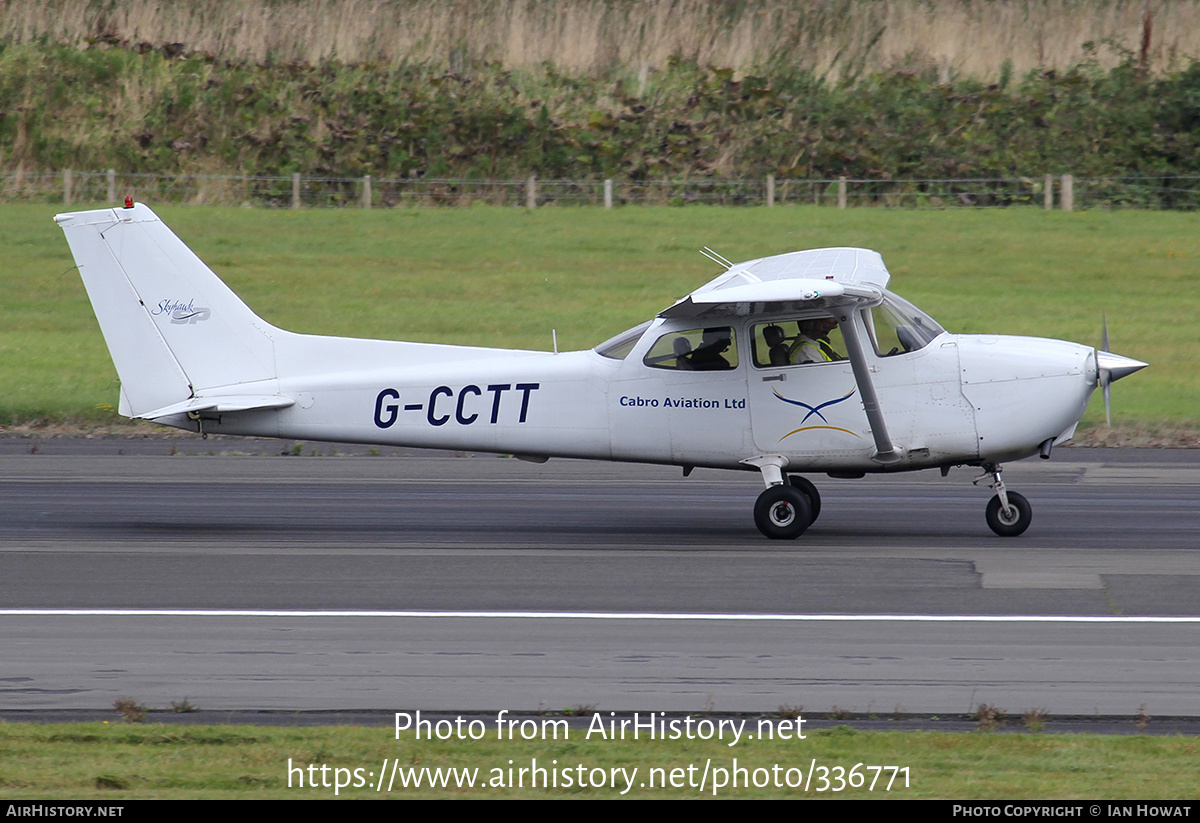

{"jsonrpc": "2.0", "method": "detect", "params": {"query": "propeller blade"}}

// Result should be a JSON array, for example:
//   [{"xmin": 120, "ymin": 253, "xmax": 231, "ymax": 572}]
[
  {"xmin": 1101, "ymin": 312, "xmax": 1111, "ymax": 426},
  {"xmin": 1096, "ymin": 312, "xmax": 1147, "ymax": 427}
]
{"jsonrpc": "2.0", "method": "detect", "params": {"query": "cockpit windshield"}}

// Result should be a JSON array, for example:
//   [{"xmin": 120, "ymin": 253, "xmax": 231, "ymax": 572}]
[{"xmin": 862, "ymin": 290, "xmax": 945, "ymax": 356}]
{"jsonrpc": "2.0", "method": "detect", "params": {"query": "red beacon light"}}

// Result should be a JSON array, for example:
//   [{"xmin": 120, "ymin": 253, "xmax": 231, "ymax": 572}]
[{"xmin": 124, "ymin": 196, "xmax": 134, "ymax": 209}]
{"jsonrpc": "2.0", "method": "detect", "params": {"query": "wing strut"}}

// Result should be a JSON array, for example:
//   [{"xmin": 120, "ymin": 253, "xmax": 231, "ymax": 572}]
[{"xmin": 836, "ymin": 312, "xmax": 903, "ymax": 465}]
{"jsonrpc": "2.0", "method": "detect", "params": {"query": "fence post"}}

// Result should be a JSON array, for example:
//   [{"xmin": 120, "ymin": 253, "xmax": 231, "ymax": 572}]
[
  {"xmin": 526, "ymin": 175, "xmax": 537, "ymax": 209},
  {"xmin": 63, "ymin": 169, "xmax": 73, "ymax": 205},
  {"xmin": 107, "ymin": 169, "xmax": 116, "ymax": 205},
  {"xmin": 1061, "ymin": 174, "xmax": 1074, "ymax": 212},
  {"xmin": 766, "ymin": 174, "xmax": 775, "ymax": 207},
  {"xmin": 362, "ymin": 175, "xmax": 372, "ymax": 208},
  {"xmin": 604, "ymin": 178, "xmax": 613, "ymax": 209},
  {"xmin": 1043, "ymin": 174, "xmax": 1053, "ymax": 210},
  {"xmin": 292, "ymin": 173, "xmax": 301, "ymax": 210},
  {"xmin": 838, "ymin": 176, "xmax": 847, "ymax": 209}
]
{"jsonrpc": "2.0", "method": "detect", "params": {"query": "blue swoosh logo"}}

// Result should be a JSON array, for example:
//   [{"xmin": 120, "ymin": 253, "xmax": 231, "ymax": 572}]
[{"xmin": 772, "ymin": 386, "xmax": 857, "ymax": 424}]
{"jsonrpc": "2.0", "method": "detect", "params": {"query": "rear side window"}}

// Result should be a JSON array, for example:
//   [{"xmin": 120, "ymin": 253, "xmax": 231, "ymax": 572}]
[
  {"xmin": 643, "ymin": 327, "xmax": 737, "ymax": 371},
  {"xmin": 595, "ymin": 321, "xmax": 651, "ymax": 360}
]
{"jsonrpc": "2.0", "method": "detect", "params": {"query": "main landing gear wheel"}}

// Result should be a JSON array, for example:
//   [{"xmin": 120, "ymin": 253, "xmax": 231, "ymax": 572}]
[
  {"xmin": 786, "ymin": 475, "xmax": 821, "ymax": 523},
  {"xmin": 754, "ymin": 484, "xmax": 814, "ymax": 540},
  {"xmin": 985, "ymin": 491, "xmax": 1032, "ymax": 537}
]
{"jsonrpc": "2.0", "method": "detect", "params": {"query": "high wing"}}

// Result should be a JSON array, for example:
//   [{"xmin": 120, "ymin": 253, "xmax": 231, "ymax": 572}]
[
  {"xmin": 664, "ymin": 247, "xmax": 902, "ymax": 464},
  {"xmin": 660, "ymin": 247, "xmax": 890, "ymax": 318}
]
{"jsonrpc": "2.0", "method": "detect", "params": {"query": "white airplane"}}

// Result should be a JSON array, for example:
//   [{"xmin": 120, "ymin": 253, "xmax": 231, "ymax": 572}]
[{"xmin": 55, "ymin": 201, "xmax": 1147, "ymax": 539}]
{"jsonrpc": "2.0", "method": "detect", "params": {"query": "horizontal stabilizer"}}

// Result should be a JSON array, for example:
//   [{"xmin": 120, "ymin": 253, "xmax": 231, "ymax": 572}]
[{"xmin": 136, "ymin": 395, "xmax": 294, "ymax": 421}]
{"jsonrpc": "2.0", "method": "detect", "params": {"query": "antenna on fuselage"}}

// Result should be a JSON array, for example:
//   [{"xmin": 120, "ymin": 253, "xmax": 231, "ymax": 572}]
[{"xmin": 700, "ymin": 247, "xmax": 733, "ymax": 269}]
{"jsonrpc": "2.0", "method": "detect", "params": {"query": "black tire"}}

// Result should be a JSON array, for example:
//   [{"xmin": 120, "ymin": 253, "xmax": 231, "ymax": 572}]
[
  {"xmin": 985, "ymin": 491, "xmax": 1032, "ymax": 537},
  {"xmin": 786, "ymin": 475, "xmax": 821, "ymax": 523},
  {"xmin": 754, "ymin": 485, "xmax": 814, "ymax": 540}
]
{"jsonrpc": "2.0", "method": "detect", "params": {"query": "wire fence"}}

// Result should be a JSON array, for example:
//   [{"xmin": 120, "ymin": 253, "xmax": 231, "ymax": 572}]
[{"xmin": 5, "ymin": 170, "xmax": 1200, "ymax": 210}]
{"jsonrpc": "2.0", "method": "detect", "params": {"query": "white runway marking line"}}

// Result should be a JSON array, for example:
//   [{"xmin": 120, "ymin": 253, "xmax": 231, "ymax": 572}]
[{"xmin": 2, "ymin": 609, "xmax": 1200, "ymax": 623}]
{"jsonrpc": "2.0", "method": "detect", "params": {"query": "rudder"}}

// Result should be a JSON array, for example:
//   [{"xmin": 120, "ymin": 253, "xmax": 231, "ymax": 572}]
[{"xmin": 56, "ymin": 204, "xmax": 279, "ymax": 418}]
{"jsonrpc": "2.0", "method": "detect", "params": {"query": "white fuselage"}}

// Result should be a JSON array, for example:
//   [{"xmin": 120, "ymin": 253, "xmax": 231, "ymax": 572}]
[
  {"xmin": 176, "ymin": 315, "xmax": 1097, "ymax": 475},
  {"xmin": 52, "ymin": 204, "xmax": 1103, "ymax": 479}
]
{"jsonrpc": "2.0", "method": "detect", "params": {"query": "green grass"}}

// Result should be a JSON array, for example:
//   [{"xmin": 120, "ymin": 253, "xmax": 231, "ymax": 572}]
[
  {"xmin": 1, "ymin": 722, "xmax": 1198, "ymax": 799},
  {"xmin": 2, "ymin": 203, "xmax": 1194, "ymax": 427}
]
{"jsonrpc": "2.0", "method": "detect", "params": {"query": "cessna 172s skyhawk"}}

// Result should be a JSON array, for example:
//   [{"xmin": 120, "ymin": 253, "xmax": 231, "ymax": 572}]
[{"xmin": 55, "ymin": 202, "xmax": 1146, "ymax": 539}]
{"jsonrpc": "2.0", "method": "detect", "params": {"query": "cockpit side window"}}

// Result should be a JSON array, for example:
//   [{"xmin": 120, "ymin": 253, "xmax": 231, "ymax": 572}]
[
  {"xmin": 643, "ymin": 326, "xmax": 737, "ymax": 371},
  {"xmin": 751, "ymin": 318, "xmax": 845, "ymax": 367}
]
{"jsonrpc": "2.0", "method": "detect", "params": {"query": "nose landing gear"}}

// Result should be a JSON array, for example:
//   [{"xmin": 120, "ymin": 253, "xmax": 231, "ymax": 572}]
[{"xmin": 975, "ymin": 464, "xmax": 1032, "ymax": 536}]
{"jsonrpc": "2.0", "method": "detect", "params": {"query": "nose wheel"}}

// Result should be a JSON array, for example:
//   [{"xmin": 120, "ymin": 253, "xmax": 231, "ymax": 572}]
[
  {"xmin": 975, "ymin": 464, "xmax": 1033, "ymax": 536},
  {"xmin": 985, "ymin": 491, "xmax": 1032, "ymax": 536}
]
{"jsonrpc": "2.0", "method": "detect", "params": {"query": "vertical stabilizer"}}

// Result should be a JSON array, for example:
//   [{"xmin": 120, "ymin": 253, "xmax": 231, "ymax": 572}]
[{"xmin": 55, "ymin": 204, "xmax": 279, "ymax": 418}]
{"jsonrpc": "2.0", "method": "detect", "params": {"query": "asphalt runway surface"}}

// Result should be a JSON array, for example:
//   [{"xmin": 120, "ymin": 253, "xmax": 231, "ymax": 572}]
[{"xmin": 1, "ymin": 436, "xmax": 1198, "ymax": 722}]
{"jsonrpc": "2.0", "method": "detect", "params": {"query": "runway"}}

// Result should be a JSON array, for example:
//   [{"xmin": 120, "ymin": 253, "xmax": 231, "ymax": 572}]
[{"xmin": 1, "ymin": 438, "xmax": 1198, "ymax": 717}]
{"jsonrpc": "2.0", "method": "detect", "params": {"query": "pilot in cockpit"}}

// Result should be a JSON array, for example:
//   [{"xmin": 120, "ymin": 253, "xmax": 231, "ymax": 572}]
[
  {"xmin": 792, "ymin": 317, "xmax": 843, "ymax": 363},
  {"xmin": 689, "ymin": 327, "xmax": 734, "ymax": 370}
]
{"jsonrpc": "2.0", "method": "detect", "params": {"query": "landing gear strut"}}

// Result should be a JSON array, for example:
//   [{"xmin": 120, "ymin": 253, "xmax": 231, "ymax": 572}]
[{"xmin": 975, "ymin": 463, "xmax": 1032, "ymax": 537}]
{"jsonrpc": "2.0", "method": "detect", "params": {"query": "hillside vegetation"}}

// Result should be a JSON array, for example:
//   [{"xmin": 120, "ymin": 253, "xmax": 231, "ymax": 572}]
[
  {"xmin": 4, "ymin": 38, "xmax": 1200, "ymax": 184},
  {"xmin": 5, "ymin": 1, "xmax": 1200, "ymax": 184}
]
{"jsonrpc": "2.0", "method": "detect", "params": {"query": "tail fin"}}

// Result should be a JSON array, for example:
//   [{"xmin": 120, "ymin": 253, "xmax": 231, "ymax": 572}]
[{"xmin": 55, "ymin": 203, "xmax": 280, "ymax": 419}]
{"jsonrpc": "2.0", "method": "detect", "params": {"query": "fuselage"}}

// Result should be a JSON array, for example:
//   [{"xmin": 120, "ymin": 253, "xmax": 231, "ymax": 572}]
[
  {"xmin": 176, "ymin": 310, "xmax": 1099, "ymax": 475},
  {"xmin": 52, "ymin": 205, "xmax": 1105, "ymax": 480}
]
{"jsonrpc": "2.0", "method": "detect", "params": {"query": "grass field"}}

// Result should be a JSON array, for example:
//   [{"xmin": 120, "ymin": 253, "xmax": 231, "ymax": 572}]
[
  {"xmin": 1, "ymin": 203, "xmax": 1194, "ymax": 429},
  {"xmin": 2, "ymin": 721, "xmax": 1199, "ymax": 799}
]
